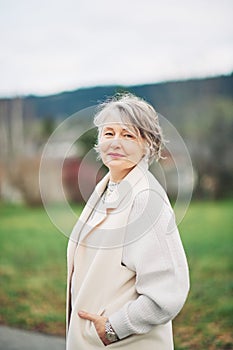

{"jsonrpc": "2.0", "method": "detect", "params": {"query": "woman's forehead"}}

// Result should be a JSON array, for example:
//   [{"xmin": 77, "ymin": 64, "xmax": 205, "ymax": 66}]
[
  {"xmin": 102, "ymin": 123, "xmax": 133, "ymax": 131},
  {"xmin": 98, "ymin": 108, "xmax": 126, "ymax": 123},
  {"xmin": 97, "ymin": 109, "xmax": 136, "ymax": 130}
]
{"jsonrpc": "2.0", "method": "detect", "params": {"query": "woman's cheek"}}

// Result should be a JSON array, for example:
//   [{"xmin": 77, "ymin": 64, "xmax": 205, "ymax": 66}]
[
  {"xmin": 125, "ymin": 142, "xmax": 142, "ymax": 156},
  {"xmin": 99, "ymin": 140, "xmax": 110, "ymax": 152},
  {"xmin": 99, "ymin": 141, "xmax": 111, "ymax": 163}
]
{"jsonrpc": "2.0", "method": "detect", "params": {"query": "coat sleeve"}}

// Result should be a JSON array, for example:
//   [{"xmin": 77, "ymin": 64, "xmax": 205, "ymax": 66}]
[{"xmin": 108, "ymin": 190, "xmax": 190, "ymax": 340}]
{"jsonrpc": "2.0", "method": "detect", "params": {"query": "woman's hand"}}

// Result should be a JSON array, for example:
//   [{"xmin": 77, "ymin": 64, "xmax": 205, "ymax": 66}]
[{"xmin": 78, "ymin": 310, "xmax": 112, "ymax": 346}]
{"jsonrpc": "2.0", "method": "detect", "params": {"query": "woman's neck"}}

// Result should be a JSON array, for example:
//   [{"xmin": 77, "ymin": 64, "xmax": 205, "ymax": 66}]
[{"xmin": 109, "ymin": 166, "xmax": 135, "ymax": 182}]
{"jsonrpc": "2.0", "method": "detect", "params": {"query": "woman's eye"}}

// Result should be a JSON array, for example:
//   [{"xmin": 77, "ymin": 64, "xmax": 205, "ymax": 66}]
[
  {"xmin": 104, "ymin": 132, "xmax": 114, "ymax": 136},
  {"xmin": 124, "ymin": 134, "xmax": 134, "ymax": 138}
]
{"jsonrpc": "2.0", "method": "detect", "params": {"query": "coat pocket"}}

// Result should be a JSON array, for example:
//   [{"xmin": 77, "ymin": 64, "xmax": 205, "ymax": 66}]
[{"xmin": 84, "ymin": 308, "xmax": 106, "ymax": 347}]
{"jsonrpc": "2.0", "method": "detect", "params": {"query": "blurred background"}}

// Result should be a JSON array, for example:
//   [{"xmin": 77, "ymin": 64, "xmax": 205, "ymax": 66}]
[{"xmin": 0, "ymin": 1, "xmax": 232, "ymax": 349}]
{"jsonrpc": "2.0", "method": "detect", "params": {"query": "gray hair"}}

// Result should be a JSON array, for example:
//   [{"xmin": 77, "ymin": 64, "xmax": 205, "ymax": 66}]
[{"xmin": 93, "ymin": 93, "xmax": 166, "ymax": 165}]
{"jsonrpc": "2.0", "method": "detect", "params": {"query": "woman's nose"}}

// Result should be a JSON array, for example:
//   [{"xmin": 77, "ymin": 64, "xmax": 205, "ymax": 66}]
[{"xmin": 110, "ymin": 136, "xmax": 121, "ymax": 148}]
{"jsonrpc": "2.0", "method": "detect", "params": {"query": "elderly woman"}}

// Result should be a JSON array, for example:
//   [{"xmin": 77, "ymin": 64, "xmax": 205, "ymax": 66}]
[{"xmin": 66, "ymin": 93, "xmax": 189, "ymax": 349}]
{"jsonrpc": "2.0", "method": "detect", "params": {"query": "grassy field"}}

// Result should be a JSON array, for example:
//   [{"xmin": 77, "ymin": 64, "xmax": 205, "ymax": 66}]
[{"xmin": 0, "ymin": 200, "xmax": 232, "ymax": 349}]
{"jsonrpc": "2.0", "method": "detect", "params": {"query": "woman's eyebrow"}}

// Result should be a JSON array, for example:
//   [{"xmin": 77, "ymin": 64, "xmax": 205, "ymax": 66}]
[
  {"xmin": 102, "ymin": 126, "xmax": 136, "ymax": 134},
  {"xmin": 122, "ymin": 128, "xmax": 133, "ymax": 132},
  {"xmin": 103, "ymin": 126, "xmax": 114, "ymax": 130},
  {"xmin": 122, "ymin": 128, "xmax": 137, "ymax": 135}
]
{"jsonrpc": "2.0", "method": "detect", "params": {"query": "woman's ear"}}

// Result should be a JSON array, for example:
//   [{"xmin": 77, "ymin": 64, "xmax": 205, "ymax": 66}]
[{"xmin": 143, "ymin": 144, "xmax": 150, "ymax": 162}]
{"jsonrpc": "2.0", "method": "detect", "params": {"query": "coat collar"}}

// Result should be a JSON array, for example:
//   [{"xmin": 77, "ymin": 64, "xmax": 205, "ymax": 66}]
[
  {"xmin": 96, "ymin": 157, "xmax": 149, "ymax": 208},
  {"xmin": 70, "ymin": 157, "xmax": 149, "ymax": 244}
]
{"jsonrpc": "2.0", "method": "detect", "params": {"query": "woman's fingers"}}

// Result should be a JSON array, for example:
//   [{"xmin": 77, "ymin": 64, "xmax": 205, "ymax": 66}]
[
  {"xmin": 78, "ymin": 310, "xmax": 97, "ymax": 322},
  {"xmin": 78, "ymin": 310, "xmax": 110, "ymax": 345}
]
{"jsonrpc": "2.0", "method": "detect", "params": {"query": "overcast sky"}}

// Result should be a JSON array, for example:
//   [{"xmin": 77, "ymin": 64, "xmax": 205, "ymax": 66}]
[{"xmin": 0, "ymin": 0, "xmax": 232, "ymax": 97}]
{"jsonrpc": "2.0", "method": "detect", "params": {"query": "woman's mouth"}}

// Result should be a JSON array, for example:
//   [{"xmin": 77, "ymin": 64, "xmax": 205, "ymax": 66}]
[{"xmin": 108, "ymin": 153, "xmax": 125, "ymax": 158}]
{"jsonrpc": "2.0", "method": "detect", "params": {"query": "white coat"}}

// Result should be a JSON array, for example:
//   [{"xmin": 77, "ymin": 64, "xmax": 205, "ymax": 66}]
[{"xmin": 66, "ymin": 159, "xmax": 189, "ymax": 349}]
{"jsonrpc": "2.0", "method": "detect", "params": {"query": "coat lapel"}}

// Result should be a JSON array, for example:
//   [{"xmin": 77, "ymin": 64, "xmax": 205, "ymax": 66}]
[
  {"xmin": 67, "ymin": 158, "xmax": 149, "ymax": 277},
  {"xmin": 67, "ymin": 172, "xmax": 109, "ymax": 278},
  {"xmin": 78, "ymin": 158, "xmax": 149, "ymax": 242}
]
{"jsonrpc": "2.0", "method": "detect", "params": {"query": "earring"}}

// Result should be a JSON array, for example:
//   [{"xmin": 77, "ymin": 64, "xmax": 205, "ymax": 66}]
[{"xmin": 143, "ymin": 147, "xmax": 150, "ymax": 163}]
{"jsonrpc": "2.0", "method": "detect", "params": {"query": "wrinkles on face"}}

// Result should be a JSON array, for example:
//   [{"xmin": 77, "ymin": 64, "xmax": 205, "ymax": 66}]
[{"xmin": 99, "ymin": 123, "xmax": 146, "ymax": 177}]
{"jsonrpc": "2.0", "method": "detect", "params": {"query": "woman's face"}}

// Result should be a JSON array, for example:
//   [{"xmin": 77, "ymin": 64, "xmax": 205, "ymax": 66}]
[{"xmin": 99, "ymin": 121, "xmax": 145, "ymax": 173}]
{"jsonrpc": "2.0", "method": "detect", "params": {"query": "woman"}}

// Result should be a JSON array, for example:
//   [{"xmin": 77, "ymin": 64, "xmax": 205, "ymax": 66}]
[{"xmin": 66, "ymin": 93, "xmax": 189, "ymax": 349}]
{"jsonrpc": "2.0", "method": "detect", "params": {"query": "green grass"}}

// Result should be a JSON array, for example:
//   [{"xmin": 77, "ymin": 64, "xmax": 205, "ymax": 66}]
[
  {"xmin": 174, "ymin": 200, "xmax": 233, "ymax": 350},
  {"xmin": 0, "ymin": 203, "xmax": 82, "ymax": 335},
  {"xmin": 0, "ymin": 200, "xmax": 232, "ymax": 349}
]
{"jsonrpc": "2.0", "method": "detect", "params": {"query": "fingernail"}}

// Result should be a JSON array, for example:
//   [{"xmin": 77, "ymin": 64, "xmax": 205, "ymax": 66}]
[{"xmin": 78, "ymin": 310, "xmax": 85, "ymax": 316}]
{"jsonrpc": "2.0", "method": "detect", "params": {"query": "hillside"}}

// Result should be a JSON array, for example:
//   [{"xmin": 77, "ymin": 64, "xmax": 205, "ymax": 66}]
[{"xmin": 23, "ymin": 74, "xmax": 233, "ymax": 120}]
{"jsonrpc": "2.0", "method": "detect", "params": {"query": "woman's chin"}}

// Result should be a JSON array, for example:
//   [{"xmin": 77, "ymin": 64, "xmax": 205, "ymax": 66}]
[{"xmin": 106, "ymin": 159, "xmax": 137, "ymax": 171}]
